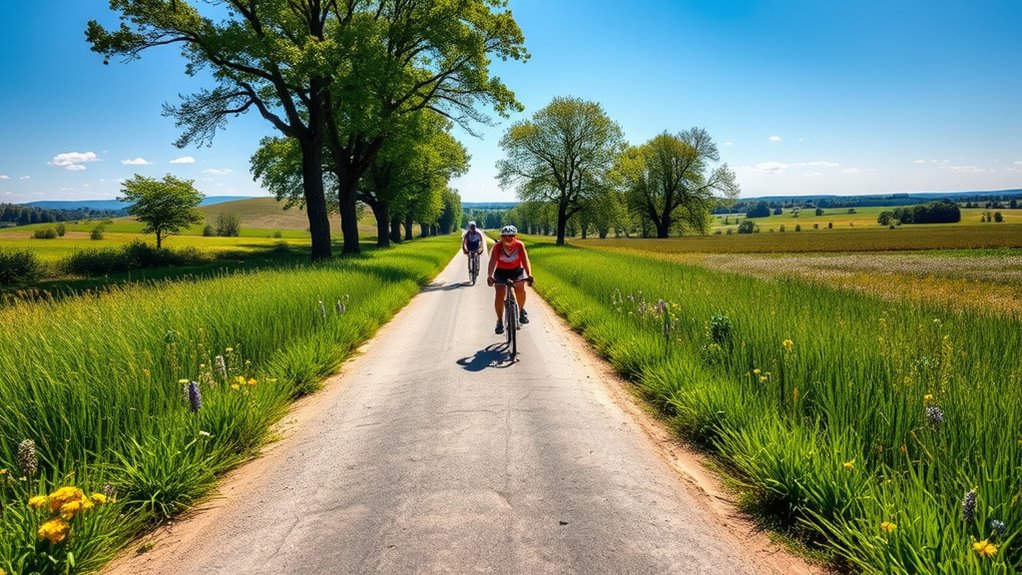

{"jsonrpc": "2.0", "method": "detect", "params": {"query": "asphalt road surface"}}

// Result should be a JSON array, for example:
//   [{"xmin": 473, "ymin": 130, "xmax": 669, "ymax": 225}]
[{"xmin": 108, "ymin": 248, "xmax": 778, "ymax": 575}]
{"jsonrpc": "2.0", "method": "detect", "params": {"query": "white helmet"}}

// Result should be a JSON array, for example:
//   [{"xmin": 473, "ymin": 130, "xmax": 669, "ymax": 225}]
[
  {"xmin": 500, "ymin": 225, "xmax": 517, "ymax": 236},
  {"xmin": 467, "ymin": 221, "xmax": 477, "ymax": 228}
]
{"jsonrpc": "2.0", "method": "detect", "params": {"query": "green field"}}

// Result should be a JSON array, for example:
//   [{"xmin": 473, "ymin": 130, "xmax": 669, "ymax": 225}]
[
  {"xmin": 711, "ymin": 206, "xmax": 1022, "ymax": 233},
  {"xmin": 0, "ymin": 236, "xmax": 456, "ymax": 574},
  {"xmin": 525, "ymin": 238, "xmax": 1021, "ymax": 574}
]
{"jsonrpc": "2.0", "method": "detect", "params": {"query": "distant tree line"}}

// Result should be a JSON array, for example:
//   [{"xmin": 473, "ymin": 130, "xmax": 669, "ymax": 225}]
[
  {"xmin": 877, "ymin": 200, "xmax": 961, "ymax": 225},
  {"xmin": 0, "ymin": 203, "xmax": 122, "ymax": 227}
]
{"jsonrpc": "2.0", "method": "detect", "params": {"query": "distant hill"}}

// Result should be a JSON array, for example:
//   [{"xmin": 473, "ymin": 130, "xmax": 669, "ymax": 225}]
[
  {"xmin": 198, "ymin": 197, "xmax": 376, "ymax": 234},
  {"xmin": 25, "ymin": 196, "xmax": 255, "ymax": 212}
]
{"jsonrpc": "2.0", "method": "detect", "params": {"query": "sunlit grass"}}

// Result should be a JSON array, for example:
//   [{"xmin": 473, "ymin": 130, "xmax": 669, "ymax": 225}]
[
  {"xmin": 527, "ymin": 239, "xmax": 1022, "ymax": 574},
  {"xmin": 0, "ymin": 236, "xmax": 456, "ymax": 574}
]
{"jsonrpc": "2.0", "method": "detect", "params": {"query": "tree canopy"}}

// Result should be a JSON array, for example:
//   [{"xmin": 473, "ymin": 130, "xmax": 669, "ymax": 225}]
[
  {"xmin": 119, "ymin": 174, "xmax": 204, "ymax": 248},
  {"xmin": 496, "ymin": 96, "xmax": 624, "ymax": 245}
]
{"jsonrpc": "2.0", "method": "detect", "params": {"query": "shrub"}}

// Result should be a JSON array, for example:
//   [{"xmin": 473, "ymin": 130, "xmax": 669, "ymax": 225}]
[
  {"xmin": 273, "ymin": 230, "xmax": 283, "ymax": 239},
  {"xmin": 202, "ymin": 224, "xmax": 215, "ymax": 237},
  {"xmin": 0, "ymin": 249, "xmax": 41, "ymax": 286},
  {"xmin": 90, "ymin": 225, "xmax": 105, "ymax": 240},
  {"xmin": 813, "ymin": 223, "xmax": 819, "ymax": 230},
  {"xmin": 56, "ymin": 223, "xmax": 66, "ymax": 237},
  {"xmin": 815, "ymin": 207, "xmax": 824, "ymax": 216},
  {"xmin": 33, "ymin": 227, "xmax": 57, "ymax": 239},
  {"xmin": 216, "ymin": 213, "xmax": 241, "ymax": 237},
  {"xmin": 779, "ymin": 225, "xmax": 786, "ymax": 232},
  {"xmin": 795, "ymin": 224, "xmax": 802, "ymax": 232},
  {"xmin": 994, "ymin": 212, "xmax": 1003, "ymax": 222},
  {"xmin": 64, "ymin": 241, "xmax": 213, "ymax": 276},
  {"xmin": 828, "ymin": 222, "xmax": 833, "ymax": 229},
  {"xmin": 737, "ymin": 220, "xmax": 756, "ymax": 234}
]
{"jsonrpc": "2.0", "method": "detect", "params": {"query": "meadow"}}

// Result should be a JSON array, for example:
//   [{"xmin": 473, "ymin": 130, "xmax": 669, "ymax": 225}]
[
  {"xmin": 710, "ymin": 206, "xmax": 1022, "ymax": 233},
  {"xmin": 0, "ymin": 236, "xmax": 456, "ymax": 575},
  {"xmin": 526, "ymin": 238, "xmax": 1022, "ymax": 574}
]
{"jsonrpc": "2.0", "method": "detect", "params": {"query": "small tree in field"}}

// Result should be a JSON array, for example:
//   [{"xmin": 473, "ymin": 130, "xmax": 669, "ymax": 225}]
[{"xmin": 119, "ymin": 174, "xmax": 203, "ymax": 248}]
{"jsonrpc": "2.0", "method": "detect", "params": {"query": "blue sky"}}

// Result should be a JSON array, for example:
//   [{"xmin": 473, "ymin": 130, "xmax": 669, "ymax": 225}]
[{"xmin": 1, "ymin": 1, "xmax": 1019, "ymax": 204}]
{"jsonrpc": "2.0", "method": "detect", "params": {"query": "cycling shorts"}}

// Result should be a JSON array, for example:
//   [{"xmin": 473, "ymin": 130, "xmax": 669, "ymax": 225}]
[{"xmin": 493, "ymin": 267, "xmax": 526, "ymax": 284}]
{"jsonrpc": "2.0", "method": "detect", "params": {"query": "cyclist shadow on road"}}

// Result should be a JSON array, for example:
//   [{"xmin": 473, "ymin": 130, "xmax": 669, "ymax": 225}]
[
  {"xmin": 456, "ymin": 343, "xmax": 515, "ymax": 371},
  {"xmin": 421, "ymin": 281, "xmax": 472, "ymax": 292}
]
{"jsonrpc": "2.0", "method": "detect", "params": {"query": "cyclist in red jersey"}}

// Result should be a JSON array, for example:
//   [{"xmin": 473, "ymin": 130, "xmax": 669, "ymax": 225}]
[{"xmin": 486, "ymin": 225, "xmax": 533, "ymax": 334}]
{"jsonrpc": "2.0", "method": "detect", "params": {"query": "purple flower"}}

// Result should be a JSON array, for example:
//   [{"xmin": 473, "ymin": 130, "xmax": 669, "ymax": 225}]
[
  {"xmin": 187, "ymin": 381, "xmax": 202, "ymax": 412},
  {"xmin": 962, "ymin": 489, "xmax": 977, "ymax": 523},
  {"xmin": 925, "ymin": 405, "xmax": 944, "ymax": 429}
]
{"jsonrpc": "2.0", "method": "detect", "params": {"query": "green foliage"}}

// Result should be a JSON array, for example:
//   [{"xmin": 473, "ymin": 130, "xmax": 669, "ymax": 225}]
[
  {"xmin": 62, "ymin": 241, "xmax": 212, "ymax": 276},
  {"xmin": 33, "ymin": 227, "xmax": 57, "ymax": 239},
  {"xmin": 0, "ymin": 249, "xmax": 41, "ymax": 286},
  {"xmin": 202, "ymin": 224, "xmax": 215, "ymax": 237},
  {"xmin": 55, "ymin": 223, "xmax": 66, "ymax": 237},
  {"xmin": 746, "ymin": 201, "xmax": 771, "ymax": 218},
  {"xmin": 119, "ymin": 174, "xmax": 203, "ymax": 248},
  {"xmin": 526, "ymin": 239, "xmax": 1022, "ymax": 574},
  {"xmin": 737, "ymin": 220, "xmax": 756, "ymax": 234},
  {"xmin": 497, "ymin": 97, "xmax": 624, "ymax": 244},
  {"xmin": 893, "ymin": 200, "xmax": 961, "ymax": 224},
  {"xmin": 215, "ymin": 213, "xmax": 240, "ymax": 237},
  {"xmin": 90, "ymin": 224, "xmax": 105, "ymax": 241}
]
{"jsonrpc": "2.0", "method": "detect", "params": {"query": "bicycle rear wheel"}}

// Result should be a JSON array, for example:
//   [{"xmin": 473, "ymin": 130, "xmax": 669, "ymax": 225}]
[{"xmin": 505, "ymin": 296, "xmax": 517, "ymax": 359}]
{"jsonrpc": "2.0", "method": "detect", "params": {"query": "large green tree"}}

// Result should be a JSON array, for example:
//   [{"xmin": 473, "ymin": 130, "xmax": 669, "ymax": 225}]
[
  {"xmin": 496, "ymin": 97, "xmax": 624, "ymax": 245},
  {"xmin": 87, "ymin": 0, "xmax": 347, "ymax": 259},
  {"xmin": 119, "ymin": 174, "xmax": 204, "ymax": 248},
  {"xmin": 617, "ymin": 130, "xmax": 739, "ymax": 238},
  {"xmin": 323, "ymin": 0, "xmax": 526, "ymax": 253}
]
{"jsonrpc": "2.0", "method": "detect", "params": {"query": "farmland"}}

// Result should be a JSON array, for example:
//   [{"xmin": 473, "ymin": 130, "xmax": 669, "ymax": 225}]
[{"xmin": 525, "ymin": 237, "xmax": 1022, "ymax": 573}]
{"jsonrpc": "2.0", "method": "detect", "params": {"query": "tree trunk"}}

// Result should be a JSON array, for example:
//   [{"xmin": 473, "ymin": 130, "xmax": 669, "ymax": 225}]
[
  {"xmin": 404, "ymin": 212, "xmax": 414, "ymax": 240},
  {"xmin": 371, "ymin": 201, "xmax": 390, "ymax": 248},
  {"xmin": 390, "ymin": 216, "xmax": 402, "ymax": 243},
  {"xmin": 299, "ymin": 136, "xmax": 333, "ymax": 260},
  {"xmin": 420, "ymin": 223, "xmax": 428, "ymax": 237},
  {"xmin": 655, "ymin": 217, "xmax": 671, "ymax": 238},
  {"xmin": 555, "ymin": 200, "xmax": 568, "ymax": 246},
  {"xmin": 155, "ymin": 228, "xmax": 163, "ymax": 249},
  {"xmin": 337, "ymin": 169, "xmax": 361, "ymax": 254}
]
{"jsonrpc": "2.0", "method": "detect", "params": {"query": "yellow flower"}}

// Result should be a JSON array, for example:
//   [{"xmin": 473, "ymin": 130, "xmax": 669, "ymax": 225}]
[
  {"xmin": 235, "ymin": 376, "xmax": 246, "ymax": 386},
  {"xmin": 59, "ymin": 500, "xmax": 83, "ymax": 520},
  {"xmin": 178, "ymin": 379, "xmax": 189, "ymax": 384},
  {"xmin": 28, "ymin": 495, "xmax": 48, "ymax": 509},
  {"xmin": 923, "ymin": 393, "xmax": 934, "ymax": 402},
  {"xmin": 759, "ymin": 376, "xmax": 768, "ymax": 383},
  {"xmin": 231, "ymin": 384, "xmax": 240, "ymax": 391},
  {"xmin": 753, "ymin": 369, "xmax": 761, "ymax": 375},
  {"xmin": 225, "ymin": 347, "xmax": 234, "ymax": 353},
  {"xmin": 37, "ymin": 518, "xmax": 70, "ymax": 544},
  {"xmin": 782, "ymin": 339, "xmax": 794, "ymax": 350},
  {"xmin": 973, "ymin": 539, "xmax": 997, "ymax": 558},
  {"xmin": 842, "ymin": 460, "xmax": 855, "ymax": 471},
  {"xmin": 47, "ymin": 487, "xmax": 83, "ymax": 513},
  {"xmin": 880, "ymin": 521, "xmax": 897, "ymax": 533},
  {"xmin": 91, "ymin": 493, "xmax": 107, "ymax": 505},
  {"xmin": 247, "ymin": 378, "xmax": 257, "ymax": 387}
]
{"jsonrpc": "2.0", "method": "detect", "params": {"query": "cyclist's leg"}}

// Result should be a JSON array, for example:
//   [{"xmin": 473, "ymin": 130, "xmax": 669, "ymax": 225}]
[{"xmin": 513, "ymin": 278, "xmax": 528, "ymax": 323}]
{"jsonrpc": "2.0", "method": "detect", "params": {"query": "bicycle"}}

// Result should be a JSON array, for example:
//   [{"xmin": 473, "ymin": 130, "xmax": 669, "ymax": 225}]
[
  {"xmin": 467, "ymin": 249, "xmax": 482, "ymax": 285},
  {"xmin": 494, "ymin": 276, "xmax": 533, "ymax": 361}
]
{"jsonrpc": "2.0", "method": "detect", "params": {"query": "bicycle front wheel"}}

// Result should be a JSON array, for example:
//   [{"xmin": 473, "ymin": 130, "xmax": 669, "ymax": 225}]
[{"xmin": 505, "ymin": 297, "xmax": 517, "ymax": 359}]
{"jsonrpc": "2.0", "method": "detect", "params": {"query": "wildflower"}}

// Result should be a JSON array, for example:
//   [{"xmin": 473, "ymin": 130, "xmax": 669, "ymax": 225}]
[
  {"xmin": 247, "ymin": 378, "xmax": 257, "ymax": 387},
  {"xmin": 782, "ymin": 339, "xmax": 794, "ymax": 350},
  {"xmin": 843, "ymin": 460, "xmax": 855, "ymax": 471},
  {"xmin": 231, "ymin": 384, "xmax": 240, "ymax": 391},
  {"xmin": 91, "ymin": 493, "xmax": 108, "ymax": 505},
  {"xmin": 962, "ymin": 489, "xmax": 977, "ymax": 523},
  {"xmin": 318, "ymin": 300, "xmax": 327, "ymax": 319},
  {"xmin": 880, "ymin": 521, "xmax": 897, "ymax": 533},
  {"xmin": 187, "ymin": 381, "xmax": 202, "ymax": 412},
  {"xmin": 923, "ymin": 393, "xmax": 934, "ymax": 402},
  {"xmin": 656, "ymin": 299, "xmax": 667, "ymax": 314},
  {"xmin": 759, "ymin": 376, "xmax": 768, "ymax": 383},
  {"xmin": 925, "ymin": 406, "xmax": 944, "ymax": 429},
  {"xmin": 753, "ymin": 369, "xmax": 761, "ymax": 376},
  {"xmin": 47, "ymin": 487, "xmax": 84, "ymax": 514},
  {"xmin": 215, "ymin": 355, "xmax": 227, "ymax": 379},
  {"xmin": 973, "ymin": 539, "xmax": 997, "ymax": 558},
  {"xmin": 198, "ymin": 431, "xmax": 212, "ymax": 438},
  {"xmin": 235, "ymin": 376, "xmax": 247, "ymax": 387},
  {"xmin": 59, "ymin": 499, "xmax": 83, "ymax": 520},
  {"xmin": 178, "ymin": 379, "xmax": 189, "ymax": 384},
  {"xmin": 225, "ymin": 347, "xmax": 234, "ymax": 353},
  {"xmin": 28, "ymin": 495, "xmax": 48, "ymax": 509},
  {"xmin": 17, "ymin": 439, "xmax": 38, "ymax": 478},
  {"xmin": 37, "ymin": 518, "xmax": 70, "ymax": 544},
  {"xmin": 102, "ymin": 483, "xmax": 115, "ymax": 498},
  {"xmin": 990, "ymin": 519, "xmax": 1006, "ymax": 534}
]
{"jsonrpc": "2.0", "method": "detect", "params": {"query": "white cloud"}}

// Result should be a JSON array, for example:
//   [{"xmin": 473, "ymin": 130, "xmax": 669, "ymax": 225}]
[
  {"xmin": 945, "ymin": 164, "xmax": 985, "ymax": 173},
  {"xmin": 171, "ymin": 156, "xmax": 196, "ymax": 164},
  {"xmin": 202, "ymin": 168, "xmax": 233, "ymax": 175},
  {"xmin": 723, "ymin": 141, "xmax": 734, "ymax": 146},
  {"xmin": 1014, "ymin": 160, "xmax": 1022, "ymax": 166},
  {"xmin": 755, "ymin": 161, "xmax": 788, "ymax": 173},
  {"xmin": 50, "ymin": 151, "xmax": 100, "ymax": 170},
  {"xmin": 19, "ymin": 176, "xmax": 31, "ymax": 180},
  {"xmin": 841, "ymin": 168, "xmax": 862, "ymax": 174},
  {"xmin": 790, "ymin": 161, "xmax": 840, "ymax": 168},
  {"xmin": 769, "ymin": 136, "xmax": 782, "ymax": 143},
  {"xmin": 804, "ymin": 171, "xmax": 822, "ymax": 177},
  {"xmin": 0, "ymin": 175, "xmax": 8, "ymax": 180},
  {"xmin": 121, "ymin": 157, "xmax": 151, "ymax": 165},
  {"xmin": 913, "ymin": 159, "xmax": 926, "ymax": 164}
]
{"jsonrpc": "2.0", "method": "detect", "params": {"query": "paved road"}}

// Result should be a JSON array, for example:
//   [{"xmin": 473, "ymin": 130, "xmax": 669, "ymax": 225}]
[{"xmin": 109, "ymin": 249, "xmax": 771, "ymax": 575}]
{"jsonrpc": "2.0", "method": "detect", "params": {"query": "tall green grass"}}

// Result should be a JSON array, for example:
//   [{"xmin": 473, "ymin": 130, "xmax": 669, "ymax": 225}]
[
  {"xmin": 528, "ymin": 240, "xmax": 1021, "ymax": 574},
  {"xmin": 0, "ymin": 237, "xmax": 456, "ymax": 575}
]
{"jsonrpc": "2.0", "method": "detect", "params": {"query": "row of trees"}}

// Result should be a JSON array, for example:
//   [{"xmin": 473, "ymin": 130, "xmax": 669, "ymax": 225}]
[
  {"xmin": 88, "ymin": 0, "xmax": 527, "ymax": 258},
  {"xmin": 0, "ymin": 204, "xmax": 121, "ymax": 226},
  {"xmin": 494, "ymin": 97, "xmax": 739, "ymax": 244},
  {"xmin": 877, "ymin": 200, "xmax": 961, "ymax": 225}
]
